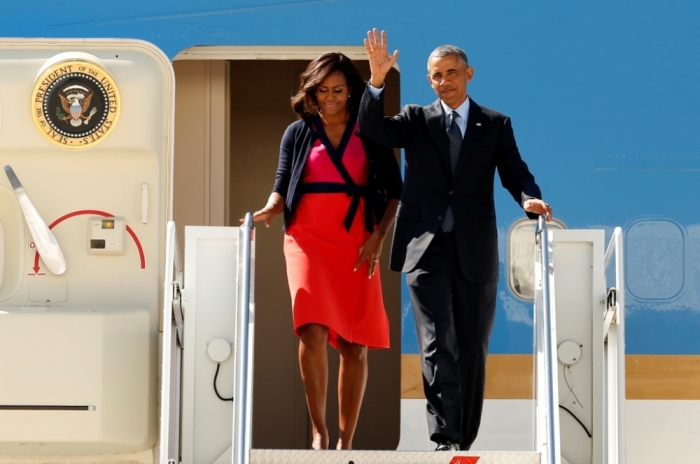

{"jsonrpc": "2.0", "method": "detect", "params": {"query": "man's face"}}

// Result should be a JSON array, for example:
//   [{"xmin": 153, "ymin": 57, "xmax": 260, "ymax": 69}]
[{"xmin": 427, "ymin": 54, "xmax": 473, "ymax": 109}]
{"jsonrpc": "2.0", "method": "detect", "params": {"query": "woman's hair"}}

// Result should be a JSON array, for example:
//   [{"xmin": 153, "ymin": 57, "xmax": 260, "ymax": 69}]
[{"xmin": 291, "ymin": 52, "xmax": 365, "ymax": 118}]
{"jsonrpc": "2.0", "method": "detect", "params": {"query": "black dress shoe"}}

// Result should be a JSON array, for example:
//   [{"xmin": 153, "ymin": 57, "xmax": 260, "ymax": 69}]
[{"xmin": 435, "ymin": 441, "xmax": 460, "ymax": 451}]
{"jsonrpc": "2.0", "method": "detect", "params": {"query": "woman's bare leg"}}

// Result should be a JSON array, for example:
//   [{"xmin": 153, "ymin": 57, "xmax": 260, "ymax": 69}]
[
  {"xmin": 336, "ymin": 338, "xmax": 368, "ymax": 450},
  {"xmin": 298, "ymin": 323, "xmax": 330, "ymax": 450}
]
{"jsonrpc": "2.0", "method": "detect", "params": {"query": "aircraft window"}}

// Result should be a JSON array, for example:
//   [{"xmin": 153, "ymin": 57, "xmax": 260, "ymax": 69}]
[
  {"xmin": 507, "ymin": 218, "xmax": 566, "ymax": 301},
  {"xmin": 626, "ymin": 219, "xmax": 685, "ymax": 300}
]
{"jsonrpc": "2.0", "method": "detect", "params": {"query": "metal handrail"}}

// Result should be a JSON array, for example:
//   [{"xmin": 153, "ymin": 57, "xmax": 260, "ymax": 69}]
[
  {"xmin": 233, "ymin": 213, "xmax": 254, "ymax": 464},
  {"xmin": 534, "ymin": 216, "xmax": 561, "ymax": 464},
  {"xmin": 604, "ymin": 227, "xmax": 626, "ymax": 464},
  {"xmin": 159, "ymin": 220, "xmax": 183, "ymax": 464}
]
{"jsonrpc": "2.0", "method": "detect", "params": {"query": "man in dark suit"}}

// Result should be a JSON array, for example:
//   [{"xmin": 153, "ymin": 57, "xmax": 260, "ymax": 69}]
[{"xmin": 359, "ymin": 29, "xmax": 553, "ymax": 451}]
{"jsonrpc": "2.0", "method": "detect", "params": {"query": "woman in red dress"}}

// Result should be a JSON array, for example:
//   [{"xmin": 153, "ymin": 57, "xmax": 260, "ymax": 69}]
[{"xmin": 251, "ymin": 52, "xmax": 402, "ymax": 450}]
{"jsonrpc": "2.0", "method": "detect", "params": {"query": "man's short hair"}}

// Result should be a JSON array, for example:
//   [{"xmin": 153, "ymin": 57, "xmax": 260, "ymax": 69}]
[{"xmin": 427, "ymin": 45, "xmax": 469, "ymax": 70}]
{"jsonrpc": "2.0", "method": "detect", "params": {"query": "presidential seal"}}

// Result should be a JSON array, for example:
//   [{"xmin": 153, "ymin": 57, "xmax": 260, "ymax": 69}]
[{"xmin": 31, "ymin": 57, "xmax": 120, "ymax": 149}]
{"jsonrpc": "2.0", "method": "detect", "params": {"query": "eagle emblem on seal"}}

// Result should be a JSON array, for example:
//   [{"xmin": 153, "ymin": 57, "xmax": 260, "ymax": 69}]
[
  {"xmin": 31, "ymin": 57, "xmax": 121, "ymax": 148},
  {"xmin": 57, "ymin": 84, "xmax": 98, "ymax": 127}
]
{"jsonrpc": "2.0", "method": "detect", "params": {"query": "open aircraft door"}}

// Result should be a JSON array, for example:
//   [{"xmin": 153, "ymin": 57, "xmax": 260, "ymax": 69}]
[{"xmin": 0, "ymin": 39, "xmax": 174, "ymax": 462}]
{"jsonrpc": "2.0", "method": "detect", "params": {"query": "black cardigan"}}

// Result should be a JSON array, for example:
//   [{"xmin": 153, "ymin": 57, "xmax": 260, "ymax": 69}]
[{"xmin": 272, "ymin": 115, "xmax": 403, "ymax": 232}]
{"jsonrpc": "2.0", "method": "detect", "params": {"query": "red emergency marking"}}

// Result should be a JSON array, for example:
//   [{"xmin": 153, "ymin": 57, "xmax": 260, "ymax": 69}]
[
  {"xmin": 450, "ymin": 457, "xmax": 480, "ymax": 464},
  {"xmin": 32, "ymin": 209, "xmax": 146, "ymax": 274},
  {"xmin": 125, "ymin": 225, "xmax": 146, "ymax": 268}
]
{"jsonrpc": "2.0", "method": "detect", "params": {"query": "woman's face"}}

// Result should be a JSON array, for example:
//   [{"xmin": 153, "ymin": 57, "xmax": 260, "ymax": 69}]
[{"xmin": 315, "ymin": 70, "xmax": 350, "ymax": 116}]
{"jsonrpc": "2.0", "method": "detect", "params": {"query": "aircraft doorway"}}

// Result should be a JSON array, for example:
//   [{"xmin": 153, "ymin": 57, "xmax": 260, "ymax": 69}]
[{"xmin": 172, "ymin": 47, "xmax": 402, "ymax": 451}]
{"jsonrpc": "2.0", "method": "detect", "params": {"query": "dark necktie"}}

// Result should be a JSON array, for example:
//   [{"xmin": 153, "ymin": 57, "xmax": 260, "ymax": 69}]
[{"xmin": 442, "ymin": 111, "xmax": 462, "ymax": 232}]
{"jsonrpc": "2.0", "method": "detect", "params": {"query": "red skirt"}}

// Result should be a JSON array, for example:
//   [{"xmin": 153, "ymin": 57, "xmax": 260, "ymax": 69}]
[{"xmin": 284, "ymin": 192, "xmax": 390, "ymax": 349}]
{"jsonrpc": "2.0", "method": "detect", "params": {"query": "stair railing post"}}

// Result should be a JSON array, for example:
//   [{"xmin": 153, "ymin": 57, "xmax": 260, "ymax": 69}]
[
  {"xmin": 534, "ymin": 216, "xmax": 561, "ymax": 464},
  {"xmin": 232, "ymin": 213, "xmax": 254, "ymax": 464}
]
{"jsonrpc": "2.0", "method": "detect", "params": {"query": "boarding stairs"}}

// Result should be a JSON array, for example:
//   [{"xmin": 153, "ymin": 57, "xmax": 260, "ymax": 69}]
[{"xmin": 159, "ymin": 217, "xmax": 626, "ymax": 464}]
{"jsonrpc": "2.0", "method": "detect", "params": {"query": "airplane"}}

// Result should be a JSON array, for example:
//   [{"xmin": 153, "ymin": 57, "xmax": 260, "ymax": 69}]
[{"xmin": 1, "ymin": 1, "xmax": 699, "ymax": 463}]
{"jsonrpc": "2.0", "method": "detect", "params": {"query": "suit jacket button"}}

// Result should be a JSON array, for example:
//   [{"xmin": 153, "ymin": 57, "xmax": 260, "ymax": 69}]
[
  {"xmin": 449, "ymin": 191, "xmax": 454, "ymax": 195},
  {"xmin": 438, "ymin": 216, "xmax": 443, "ymax": 220}
]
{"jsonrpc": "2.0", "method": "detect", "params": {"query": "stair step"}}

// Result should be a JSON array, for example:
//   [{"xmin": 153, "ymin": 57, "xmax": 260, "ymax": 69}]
[{"xmin": 250, "ymin": 449, "xmax": 541, "ymax": 464}]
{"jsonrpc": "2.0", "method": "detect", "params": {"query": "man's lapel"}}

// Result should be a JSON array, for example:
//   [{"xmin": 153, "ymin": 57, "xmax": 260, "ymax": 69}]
[
  {"xmin": 424, "ymin": 100, "xmax": 452, "ymax": 175},
  {"xmin": 455, "ymin": 98, "xmax": 485, "ymax": 175}
]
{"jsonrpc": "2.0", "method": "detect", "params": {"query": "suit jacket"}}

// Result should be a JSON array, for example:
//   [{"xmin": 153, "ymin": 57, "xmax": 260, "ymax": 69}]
[
  {"xmin": 359, "ymin": 86, "xmax": 541, "ymax": 282},
  {"xmin": 273, "ymin": 114, "xmax": 402, "ymax": 232}
]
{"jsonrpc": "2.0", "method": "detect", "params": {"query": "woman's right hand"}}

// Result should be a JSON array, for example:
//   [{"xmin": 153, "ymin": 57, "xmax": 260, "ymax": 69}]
[
  {"xmin": 244, "ymin": 192, "xmax": 285, "ymax": 228},
  {"xmin": 364, "ymin": 28, "xmax": 399, "ymax": 88}
]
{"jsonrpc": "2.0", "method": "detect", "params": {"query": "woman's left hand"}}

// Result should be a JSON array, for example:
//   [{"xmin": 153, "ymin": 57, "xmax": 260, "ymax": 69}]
[{"xmin": 354, "ymin": 231, "xmax": 385, "ymax": 278}]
